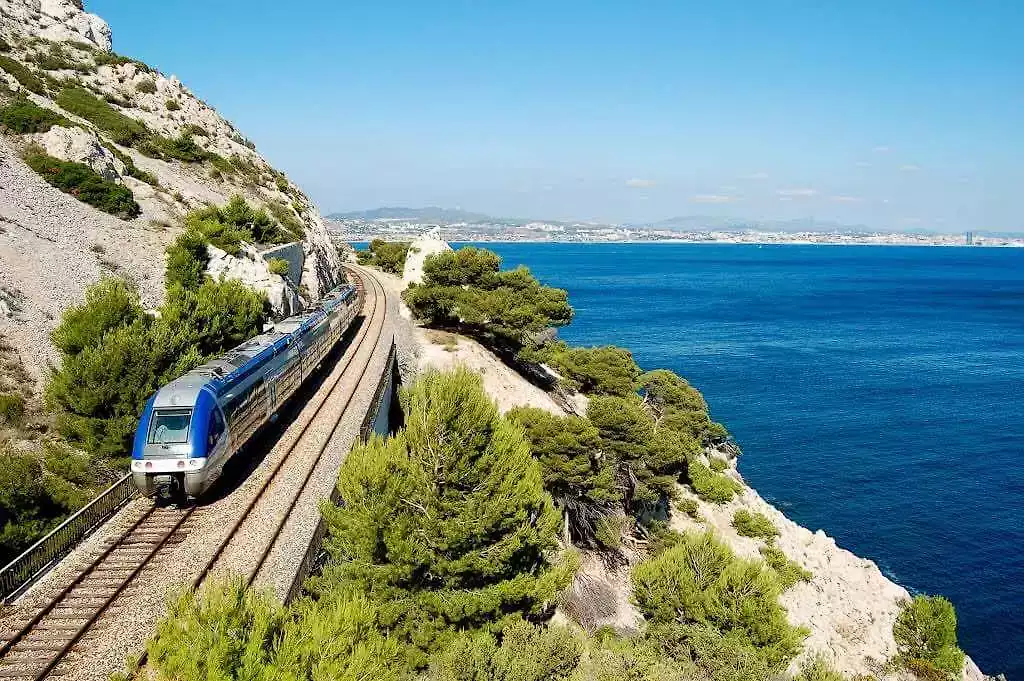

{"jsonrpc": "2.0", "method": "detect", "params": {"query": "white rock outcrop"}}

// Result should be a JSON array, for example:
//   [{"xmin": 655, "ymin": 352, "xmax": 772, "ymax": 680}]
[
  {"xmin": 206, "ymin": 244, "xmax": 301, "ymax": 317},
  {"xmin": 402, "ymin": 229, "xmax": 452, "ymax": 286},
  {"xmin": 1, "ymin": 0, "xmax": 111, "ymax": 50},
  {"xmin": 33, "ymin": 125, "xmax": 123, "ymax": 180}
]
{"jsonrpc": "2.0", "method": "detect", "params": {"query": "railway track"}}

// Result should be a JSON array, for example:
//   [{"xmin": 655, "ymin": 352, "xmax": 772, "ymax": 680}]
[{"xmin": 0, "ymin": 266, "xmax": 389, "ymax": 680}]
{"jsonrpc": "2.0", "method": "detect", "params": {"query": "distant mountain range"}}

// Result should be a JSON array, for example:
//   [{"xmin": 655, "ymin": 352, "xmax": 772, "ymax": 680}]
[
  {"xmin": 327, "ymin": 207, "xmax": 1018, "ymax": 236},
  {"xmin": 327, "ymin": 207, "xmax": 499, "ymax": 224}
]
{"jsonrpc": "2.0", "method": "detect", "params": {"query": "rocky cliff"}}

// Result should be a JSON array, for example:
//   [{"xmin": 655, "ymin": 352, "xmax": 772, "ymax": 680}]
[{"xmin": 0, "ymin": 0, "xmax": 342, "ymax": 388}]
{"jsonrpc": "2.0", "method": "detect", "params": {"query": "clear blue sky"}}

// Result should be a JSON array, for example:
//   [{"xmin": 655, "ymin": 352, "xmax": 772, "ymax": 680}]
[{"xmin": 88, "ymin": 1, "xmax": 1023, "ymax": 231}]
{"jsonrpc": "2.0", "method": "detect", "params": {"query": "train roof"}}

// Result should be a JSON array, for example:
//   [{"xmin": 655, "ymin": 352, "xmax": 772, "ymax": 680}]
[{"xmin": 152, "ymin": 283, "xmax": 357, "ymax": 407}]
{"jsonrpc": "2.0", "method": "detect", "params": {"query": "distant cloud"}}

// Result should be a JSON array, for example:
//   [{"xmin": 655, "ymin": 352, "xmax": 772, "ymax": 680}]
[
  {"xmin": 690, "ymin": 194, "xmax": 737, "ymax": 204},
  {"xmin": 899, "ymin": 164, "xmax": 921, "ymax": 172},
  {"xmin": 740, "ymin": 171, "xmax": 770, "ymax": 180},
  {"xmin": 776, "ymin": 188, "xmax": 817, "ymax": 197},
  {"xmin": 873, "ymin": 146, "xmax": 891, "ymax": 153},
  {"xmin": 625, "ymin": 178, "xmax": 656, "ymax": 188},
  {"xmin": 830, "ymin": 195, "xmax": 862, "ymax": 202}
]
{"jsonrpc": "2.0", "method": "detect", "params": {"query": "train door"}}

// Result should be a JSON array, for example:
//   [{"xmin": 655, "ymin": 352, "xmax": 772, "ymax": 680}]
[{"xmin": 266, "ymin": 374, "xmax": 278, "ymax": 420}]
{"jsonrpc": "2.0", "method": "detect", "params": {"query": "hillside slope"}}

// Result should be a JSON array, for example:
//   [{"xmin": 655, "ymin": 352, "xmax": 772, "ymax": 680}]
[{"xmin": 0, "ymin": 0, "xmax": 342, "ymax": 388}]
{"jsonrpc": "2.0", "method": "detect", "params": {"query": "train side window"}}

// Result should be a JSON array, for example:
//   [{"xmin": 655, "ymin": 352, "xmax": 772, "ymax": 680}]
[{"xmin": 208, "ymin": 409, "xmax": 225, "ymax": 449}]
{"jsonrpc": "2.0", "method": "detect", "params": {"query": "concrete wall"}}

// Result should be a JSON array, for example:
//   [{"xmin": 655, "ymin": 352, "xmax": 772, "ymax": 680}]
[{"xmin": 260, "ymin": 242, "xmax": 305, "ymax": 286}]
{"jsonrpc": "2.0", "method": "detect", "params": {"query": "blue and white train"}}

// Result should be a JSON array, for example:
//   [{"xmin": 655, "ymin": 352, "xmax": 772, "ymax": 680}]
[{"xmin": 130, "ymin": 283, "xmax": 362, "ymax": 499}]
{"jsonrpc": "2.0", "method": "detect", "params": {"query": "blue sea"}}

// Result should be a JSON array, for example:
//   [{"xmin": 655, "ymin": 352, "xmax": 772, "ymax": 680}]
[{"xmin": 466, "ymin": 242, "xmax": 1023, "ymax": 677}]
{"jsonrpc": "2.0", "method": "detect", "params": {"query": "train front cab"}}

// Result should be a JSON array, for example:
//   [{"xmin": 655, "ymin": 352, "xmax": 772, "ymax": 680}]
[{"xmin": 131, "ymin": 387, "xmax": 229, "ymax": 499}]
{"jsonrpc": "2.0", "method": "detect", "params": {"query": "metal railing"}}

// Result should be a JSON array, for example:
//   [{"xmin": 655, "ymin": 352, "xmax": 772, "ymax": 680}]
[{"xmin": 0, "ymin": 473, "xmax": 137, "ymax": 602}]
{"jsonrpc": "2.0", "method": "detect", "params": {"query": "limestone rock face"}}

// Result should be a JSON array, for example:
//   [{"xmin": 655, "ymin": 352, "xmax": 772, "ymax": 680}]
[
  {"xmin": 33, "ymin": 125, "xmax": 123, "ymax": 180},
  {"xmin": 402, "ymin": 229, "xmax": 452, "ymax": 285},
  {"xmin": 206, "ymin": 244, "xmax": 302, "ymax": 317},
  {"xmin": 1, "ymin": 0, "xmax": 112, "ymax": 50}
]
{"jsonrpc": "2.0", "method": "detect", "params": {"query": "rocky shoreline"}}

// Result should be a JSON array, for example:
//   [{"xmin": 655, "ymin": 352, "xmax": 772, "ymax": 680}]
[{"xmin": 373, "ymin": 235, "xmax": 992, "ymax": 681}]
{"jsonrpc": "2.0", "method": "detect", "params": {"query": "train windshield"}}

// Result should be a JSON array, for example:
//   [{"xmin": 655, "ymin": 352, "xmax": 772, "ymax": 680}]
[{"xmin": 148, "ymin": 408, "xmax": 192, "ymax": 444}]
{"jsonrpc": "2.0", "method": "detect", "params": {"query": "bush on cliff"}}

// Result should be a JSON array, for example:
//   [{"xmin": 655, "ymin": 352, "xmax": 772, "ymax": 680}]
[
  {"xmin": 356, "ymin": 239, "xmax": 410, "ymax": 275},
  {"xmin": 0, "ymin": 55, "xmax": 46, "ymax": 95},
  {"xmin": 311, "ymin": 368, "xmax": 571, "ymax": 668},
  {"xmin": 24, "ymin": 150, "xmax": 141, "ymax": 219},
  {"xmin": 0, "ymin": 97, "xmax": 70, "ymax": 133},
  {"xmin": 687, "ymin": 460, "xmax": 742, "ymax": 504},
  {"xmin": 403, "ymin": 246, "xmax": 573, "ymax": 351},
  {"xmin": 46, "ymin": 277, "xmax": 266, "ymax": 461},
  {"xmin": 186, "ymin": 195, "xmax": 291, "ymax": 253},
  {"xmin": 507, "ymin": 406, "xmax": 621, "ymax": 546},
  {"xmin": 522, "ymin": 341, "xmax": 641, "ymax": 396},
  {"xmin": 759, "ymin": 545, "xmax": 812, "ymax": 589},
  {"xmin": 165, "ymin": 227, "xmax": 209, "ymax": 290},
  {"xmin": 632, "ymin": 531, "xmax": 807, "ymax": 676},
  {"xmin": 732, "ymin": 509, "xmax": 779, "ymax": 541},
  {"xmin": 893, "ymin": 595, "xmax": 965, "ymax": 680},
  {"xmin": 56, "ymin": 86, "xmax": 148, "ymax": 146}
]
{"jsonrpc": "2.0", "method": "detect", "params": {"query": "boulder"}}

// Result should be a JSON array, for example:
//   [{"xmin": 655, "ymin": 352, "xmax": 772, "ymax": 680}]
[{"xmin": 33, "ymin": 125, "xmax": 123, "ymax": 180}]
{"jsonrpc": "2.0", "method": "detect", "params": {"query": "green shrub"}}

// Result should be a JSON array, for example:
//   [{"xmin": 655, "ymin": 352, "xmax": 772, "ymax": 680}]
[
  {"xmin": 732, "ymin": 509, "xmax": 778, "ymax": 540},
  {"xmin": 523, "ymin": 341, "xmax": 641, "ymax": 396},
  {"xmin": 92, "ymin": 51, "xmax": 134, "ymax": 68},
  {"xmin": 687, "ymin": 460, "xmax": 742, "ymax": 504},
  {"xmin": 709, "ymin": 456, "xmax": 727, "ymax": 472},
  {"xmin": 165, "ymin": 227, "xmax": 209, "ymax": 290},
  {"xmin": 312, "ymin": 368, "xmax": 569, "ymax": 667},
  {"xmin": 403, "ymin": 246, "xmax": 573, "ymax": 351},
  {"xmin": 639, "ymin": 369, "xmax": 719, "ymax": 443},
  {"xmin": 46, "ymin": 276, "xmax": 266, "ymax": 460},
  {"xmin": 139, "ymin": 132, "xmax": 206, "ymax": 163},
  {"xmin": 24, "ymin": 151, "xmax": 141, "ymax": 219},
  {"xmin": 164, "ymin": 98, "xmax": 180, "ymax": 111},
  {"xmin": 0, "ymin": 97, "xmax": 71, "ymax": 133},
  {"xmin": 184, "ymin": 123, "xmax": 209, "ymax": 137},
  {"xmin": 0, "ymin": 392, "xmax": 25, "ymax": 426},
  {"xmin": 356, "ymin": 239, "xmax": 410, "ymax": 274},
  {"xmin": 677, "ymin": 497, "xmax": 700, "ymax": 519},
  {"xmin": 893, "ymin": 595, "xmax": 965, "ymax": 680},
  {"xmin": 793, "ymin": 654, "xmax": 846, "ymax": 681},
  {"xmin": 0, "ymin": 55, "xmax": 46, "ymax": 95},
  {"xmin": 29, "ymin": 46, "xmax": 88, "ymax": 73},
  {"xmin": 56, "ymin": 86, "xmax": 148, "ymax": 145},
  {"xmin": 135, "ymin": 78, "xmax": 156, "ymax": 94},
  {"xmin": 148, "ymin": 579, "xmax": 284, "ymax": 680},
  {"xmin": 207, "ymin": 152, "xmax": 234, "ymax": 177},
  {"xmin": 580, "ymin": 632, "xmax": 692, "ymax": 681},
  {"xmin": 631, "ymin": 531, "xmax": 807, "ymax": 673},
  {"xmin": 759, "ymin": 545, "xmax": 812, "ymax": 589},
  {"xmin": 0, "ymin": 38, "xmax": 11, "ymax": 53},
  {"xmin": 507, "ymin": 406, "xmax": 620, "ymax": 546},
  {"xmin": 267, "ymin": 257, "xmax": 290, "ymax": 277},
  {"xmin": 185, "ymin": 195, "xmax": 289, "ymax": 253},
  {"xmin": 427, "ymin": 620, "xmax": 583, "ymax": 681},
  {"xmin": 267, "ymin": 201, "xmax": 305, "ymax": 240}
]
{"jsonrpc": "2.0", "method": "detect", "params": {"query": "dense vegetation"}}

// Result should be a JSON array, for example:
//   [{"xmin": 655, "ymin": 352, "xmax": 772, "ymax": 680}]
[
  {"xmin": 356, "ymin": 239, "xmax": 411, "ymax": 274},
  {"xmin": 404, "ymin": 246, "xmax": 573, "ymax": 351},
  {"xmin": 24, "ymin": 149, "xmax": 141, "ymax": 219},
  {"xmin": 0, "ymin": 97, "xmax": 70, "ymax": 133},
  {"xmin": 893, "ymin": 595, "xmax": 965, "ymax": 680},
  {"xmin": 146, "ymin": 370, "xmax": 818, "ymax": 680},
  {"xmin": 46, "ymin": 276, "xmax": 265, "ymax": 462}
]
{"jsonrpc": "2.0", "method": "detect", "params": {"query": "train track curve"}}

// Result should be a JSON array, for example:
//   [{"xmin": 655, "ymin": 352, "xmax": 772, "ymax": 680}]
[{"xmin": 0, "ymin": 266, "xmax": 389, "ymax": 680}]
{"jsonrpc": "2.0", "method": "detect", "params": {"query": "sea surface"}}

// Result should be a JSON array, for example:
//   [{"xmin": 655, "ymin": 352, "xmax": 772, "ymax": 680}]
[{"xmin": 460, "ymin": 242, "xmax": 1024, "ymax": 677}]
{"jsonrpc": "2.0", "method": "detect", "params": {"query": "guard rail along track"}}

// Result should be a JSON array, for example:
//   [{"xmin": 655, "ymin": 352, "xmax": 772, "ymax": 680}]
[
  {"xmin": 0, "ymin": 476, "xmax": 137, "ymax": 603},
  {"xmin": 0, "ymin": 266, "xmax": 389, "ymax": 680}
]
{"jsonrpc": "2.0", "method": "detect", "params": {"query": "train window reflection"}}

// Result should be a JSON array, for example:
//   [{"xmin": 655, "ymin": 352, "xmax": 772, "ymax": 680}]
[{"xmin": 149, "ymin": 408, "xmax": 192, "ymax": 444}]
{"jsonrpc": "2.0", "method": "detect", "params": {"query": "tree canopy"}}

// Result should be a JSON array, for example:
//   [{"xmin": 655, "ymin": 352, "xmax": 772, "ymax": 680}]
[
  {"xmin": 356, "ymin": 239, "xmax": 411, "ymax": 275},
  {"xmin": 313, "ymin": 368, "xmax": 570, "ymax": 666},
  {"xmin": 403, "ymin": 247, "xmax": 573, "ymax": 351}
]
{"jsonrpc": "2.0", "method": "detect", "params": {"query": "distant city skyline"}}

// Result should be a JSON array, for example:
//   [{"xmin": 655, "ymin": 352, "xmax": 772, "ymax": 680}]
[{"xmin": 89, "ymin": 1, "xmax": 1024, "ymax": 232}]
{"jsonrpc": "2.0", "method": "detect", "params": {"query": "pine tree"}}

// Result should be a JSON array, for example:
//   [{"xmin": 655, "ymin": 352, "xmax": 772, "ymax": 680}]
[
  {"xmin": 506, "ymin": 406, "xmax": 620, "ymax": 546},
  {"xmin": 314, "ymin": 369, "xmax": 571, "ymax": 667}
]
